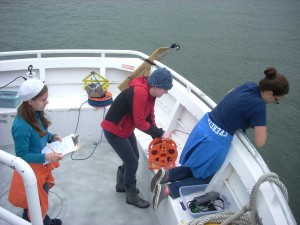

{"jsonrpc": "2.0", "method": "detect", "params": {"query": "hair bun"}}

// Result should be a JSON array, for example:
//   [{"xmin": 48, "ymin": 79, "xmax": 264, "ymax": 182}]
[{"xmin": 264, "ymin": 67, "xmax": 277, "ymax": 79}]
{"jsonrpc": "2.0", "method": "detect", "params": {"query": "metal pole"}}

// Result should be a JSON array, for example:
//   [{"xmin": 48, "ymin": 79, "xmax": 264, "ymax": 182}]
[{"xmin": 0, "ymin": 150, "xmax": 43, "ymax": 225}]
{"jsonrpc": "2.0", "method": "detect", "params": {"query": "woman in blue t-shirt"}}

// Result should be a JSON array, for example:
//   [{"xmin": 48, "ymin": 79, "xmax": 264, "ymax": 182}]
[{"xmin": 151, "ymin": 67, "xmax": 289, "ymax": 210}]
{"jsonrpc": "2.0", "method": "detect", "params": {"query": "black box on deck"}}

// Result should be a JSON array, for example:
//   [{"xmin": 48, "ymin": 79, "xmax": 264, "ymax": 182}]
[{"xmin": 179, "ymin": 184, "xmax": 224, "ymax": 218}]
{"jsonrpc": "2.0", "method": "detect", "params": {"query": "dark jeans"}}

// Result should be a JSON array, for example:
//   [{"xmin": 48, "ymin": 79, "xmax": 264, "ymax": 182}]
[
  {"xmin": 23, "ymin": 182, "xmax": 52, "ymax": 225},
  {"xmin": 168, "ymin": 166, "xmax": 213, "ymax": 198},
  {"xmin": 104, "ymin": 129, "xmax": 139, "ymax": 185}
]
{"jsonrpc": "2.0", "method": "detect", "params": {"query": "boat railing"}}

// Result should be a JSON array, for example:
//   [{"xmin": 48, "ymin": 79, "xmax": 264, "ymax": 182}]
[
  {"xmin": 0, "ymin": 150, "xmax": 43, "ymax": 225},
  {"xmin": 236, "ymin": 133, "xmax": 295, "ymax": 225},
  {"xmin": 0, "ymin": 49, "xmax": 148, "ymax": 59},
  {"xmin": 0, "ymin": 49, "xmax": 218, "ymax": 111}
]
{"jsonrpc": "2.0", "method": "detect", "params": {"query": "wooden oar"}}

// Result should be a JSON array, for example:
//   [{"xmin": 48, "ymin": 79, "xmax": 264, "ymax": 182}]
[{"xmin": 118, "ymin": 43, "xmax": 180, "ymax": 91}]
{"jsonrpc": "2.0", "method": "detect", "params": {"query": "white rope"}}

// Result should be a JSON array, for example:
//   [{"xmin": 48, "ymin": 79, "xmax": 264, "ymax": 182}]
[
  {"xmin": 248, "ymin": 172, "xmax": 288, "ymax": 225},
  {"xmin": 189, "ymin": 211, "xmax": 250, "ymax": 225}
]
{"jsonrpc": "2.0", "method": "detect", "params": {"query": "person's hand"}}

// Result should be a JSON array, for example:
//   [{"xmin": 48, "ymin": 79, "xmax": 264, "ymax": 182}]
[
  {"xmin": 162, "ymin": 131, "xmax": 172, "ymax": 140},
  {"xmin": 53, "ymin": 135, "xmax": 63, "ymax": 142},
  {"xmin": 46, "ymin": 153, "xmax": 63, "ymax": 162}
]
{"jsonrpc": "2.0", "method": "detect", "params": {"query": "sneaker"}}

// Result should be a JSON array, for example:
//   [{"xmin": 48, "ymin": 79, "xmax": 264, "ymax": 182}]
[
  {"xmin": 150, "ymin": 169, "xmax": 167, "ymax": 192},
  {"xmin": 152, "ymin": 183, "xmax": 168, "ymax": 210},
  {"xmin": 50, "ymin": 219, "xmax": 62, "ymax": 225}
]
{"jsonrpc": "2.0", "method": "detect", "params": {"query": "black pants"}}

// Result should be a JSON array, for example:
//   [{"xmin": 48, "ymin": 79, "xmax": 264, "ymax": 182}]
[
  {"xmin": 104, "ymin": 129, "xmax": 139, "ymax": 185},
  {"xmin": 168, "ymin": 166, "xmax": 213, "ymax": 198},
  {"xmin": 22, "ymin": 182, "xmax": 52, "ymax": 225}
]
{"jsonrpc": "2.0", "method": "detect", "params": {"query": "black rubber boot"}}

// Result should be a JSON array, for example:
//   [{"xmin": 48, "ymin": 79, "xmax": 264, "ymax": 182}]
[
  {"xmin": 116, "ymin": 166, "xmax": 139, "ymax": 193},
  {"xmin": 125, "ymin": 184, "xmax": 150, "ymax": 208},
  {"xmin": 116, "ymin": 166, "xmax": 125, "ymax": 192}
]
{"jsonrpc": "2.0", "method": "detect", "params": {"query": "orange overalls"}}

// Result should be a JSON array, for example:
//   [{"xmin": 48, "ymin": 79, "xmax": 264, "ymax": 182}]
[{"xmin": 8, "ymin": 162, "xmax": 59, "ymax": 220}]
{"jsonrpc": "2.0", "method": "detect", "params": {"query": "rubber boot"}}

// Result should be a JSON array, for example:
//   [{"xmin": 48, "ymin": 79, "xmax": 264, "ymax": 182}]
[
  {"xmin": 116, "ymin": 166, "xmax": 125, "ymax": 192},
  {"xmin": 125, "ymin": 184, "xmax": 150, "ymax": 208},
  {"xmin": 116, "ymin": 166, "xmax": 139, "ymax": 193}
]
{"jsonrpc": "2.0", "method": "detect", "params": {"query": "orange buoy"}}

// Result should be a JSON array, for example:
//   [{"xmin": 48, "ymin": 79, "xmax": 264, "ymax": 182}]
[{"xmin": 148, "ymin": 138, "xmax": 178, "ymax": 170}]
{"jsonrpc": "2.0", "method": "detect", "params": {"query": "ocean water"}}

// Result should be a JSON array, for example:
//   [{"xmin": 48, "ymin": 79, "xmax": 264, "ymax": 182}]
[{"xmin": 0, "ymin": 0, "xmax": 299, "ymax": 223}]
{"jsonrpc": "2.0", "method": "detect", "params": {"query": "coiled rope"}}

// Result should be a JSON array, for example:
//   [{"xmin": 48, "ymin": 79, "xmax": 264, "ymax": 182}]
[
  {"xmin": 187, "ymin": 172, "xmax": 288, "ymax": 225},
  {"xmin": 188, "ymin": 211, "xmax": 250, "ymax": 225}
]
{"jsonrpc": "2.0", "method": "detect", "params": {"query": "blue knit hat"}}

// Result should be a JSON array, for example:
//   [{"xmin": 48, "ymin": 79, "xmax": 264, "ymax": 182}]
[{"xmin": 147, "ymin": 68, "xmax": 173, "ymax": 90}]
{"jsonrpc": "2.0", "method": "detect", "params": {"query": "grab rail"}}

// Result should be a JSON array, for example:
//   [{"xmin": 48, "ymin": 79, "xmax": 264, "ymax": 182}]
[
  {"xmin": 0, "ymin": 150, "xmax": 43, "ymax": 225},
  {"xmin": 0, "ymin": 49, "xmax": 148, "ymax": 60}
]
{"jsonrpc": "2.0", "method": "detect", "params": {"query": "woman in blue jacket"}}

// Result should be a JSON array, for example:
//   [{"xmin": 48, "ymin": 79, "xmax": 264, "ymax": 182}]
[{"xmin": 9, "ymin": 79, "xmax": 63, "ymax": 225}]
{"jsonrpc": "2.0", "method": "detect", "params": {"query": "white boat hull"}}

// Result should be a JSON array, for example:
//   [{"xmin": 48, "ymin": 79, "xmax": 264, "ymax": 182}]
[{"xmin": 0, "ymin": 49, "xmax": 296, "ymax": 225}]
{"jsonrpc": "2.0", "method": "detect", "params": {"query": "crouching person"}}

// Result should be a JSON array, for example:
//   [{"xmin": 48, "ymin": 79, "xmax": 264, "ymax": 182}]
[{"xmin": 101, "ymin": 68, "xmax": 173, "ymax": 208}]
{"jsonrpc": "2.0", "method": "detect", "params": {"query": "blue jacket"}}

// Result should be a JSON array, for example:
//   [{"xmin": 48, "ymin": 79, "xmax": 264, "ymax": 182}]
[{"xmin": 11, "ymin": 112, "xmax": 53, "ymax": 164}]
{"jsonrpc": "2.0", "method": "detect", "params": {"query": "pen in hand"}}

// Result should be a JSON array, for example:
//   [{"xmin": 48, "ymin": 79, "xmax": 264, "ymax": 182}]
[{"xmin": 46, "ymin": 143, "xmax": 57, "ymax": 154}]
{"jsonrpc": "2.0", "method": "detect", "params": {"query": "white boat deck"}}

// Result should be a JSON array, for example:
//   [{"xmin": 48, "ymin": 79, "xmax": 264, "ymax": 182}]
[{"xmin": 0, "ymin": 140, "xmax": 161, "ymax": 225}]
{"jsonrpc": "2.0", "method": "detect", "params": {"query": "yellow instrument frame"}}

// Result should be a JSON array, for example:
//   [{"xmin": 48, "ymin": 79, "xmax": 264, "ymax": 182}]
[{"xmin": 82, "ymin": 71, "xmax": 109, "ymax": 91}]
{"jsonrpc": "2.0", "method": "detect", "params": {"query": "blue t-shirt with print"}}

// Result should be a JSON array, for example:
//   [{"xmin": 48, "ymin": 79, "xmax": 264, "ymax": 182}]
[{"xmin": 209, "ymin": 82, "xmax": 266, "ymax": 135}]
